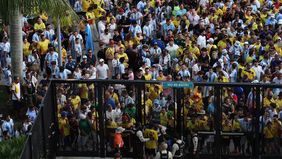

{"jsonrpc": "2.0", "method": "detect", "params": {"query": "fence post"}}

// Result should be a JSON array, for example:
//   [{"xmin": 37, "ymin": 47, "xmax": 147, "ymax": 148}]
[
  {"xmin": 214, "ymin": 86, "xmax": 221, "ymax": 159},
  {"xmin": 253, "ymin": 86, "xmax": 261, "ymax": 159},
  {"xmin": 136, "ymin": 84, "xmax": 142, "ymax": 124},
  {"xmin": 176, "ymin": 88, "xmax": 182, "ymax": 138},
  {"xmin": 41, "ymin": 106, "xmax": 46, "ymax": 158},
  {"xmin": 29, "ymin": 135, "xmax": 33, "ymax": 159},
  {"xmin": 51, "ymin": 82, "xmax": 59, "ymax": 155},
  {"xmin": 98, "ymin": 84, "xmax": 106, "ymax": 157}
]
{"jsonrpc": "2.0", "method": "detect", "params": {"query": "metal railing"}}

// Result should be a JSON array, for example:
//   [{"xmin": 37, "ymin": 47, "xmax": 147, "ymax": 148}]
[{"xmin": 19, "ymin": 80, "xmax": 282, "ymax": 159}]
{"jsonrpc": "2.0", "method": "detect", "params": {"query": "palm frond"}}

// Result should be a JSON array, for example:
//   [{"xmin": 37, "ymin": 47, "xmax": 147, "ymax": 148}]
[{"xmin": 0, "ymin": 0, "xmax": 79, "ymax": 25}]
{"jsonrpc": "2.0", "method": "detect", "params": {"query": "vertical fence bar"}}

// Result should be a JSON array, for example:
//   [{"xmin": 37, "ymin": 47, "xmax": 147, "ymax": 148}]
[
  {"xmin": 137, "ymin": 84, "xmax": 142, "ymax": 123},
  {"xmin": 29, "ymin": 135, "xmax": 33, "ymax": 159},
  {"xmin": 214, "ymin": 86, "xmax": 221, "ymax": 159},
  {"xmin": 253, "ymin": 86, "xmax": 261, "ymax": 159},
  {"xmin": 51, "ymin": 82, "xmax": 59, "ymax": 155},
  {"xmin": 176, "ymin": 88, "xmax": 182, "ymax": 137},
  {"xmin": 41, "ymin": 106, "xmax": 46, "ymax": 158},
  {"xmin": 98, "ymin": 84, "xmax": 105, "ymax": 157}
]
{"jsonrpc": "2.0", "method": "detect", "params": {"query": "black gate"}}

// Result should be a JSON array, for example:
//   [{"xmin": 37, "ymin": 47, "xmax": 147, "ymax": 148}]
[{"xmin": 20, "ymin": 80, "xmax": 282, "ymax": 159}]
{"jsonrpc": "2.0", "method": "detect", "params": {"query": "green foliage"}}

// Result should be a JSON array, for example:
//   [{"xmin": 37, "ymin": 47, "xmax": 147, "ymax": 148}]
[
  {"xmin": 0, "ymin": 0, "xmax": 79, "ymax": 25},
  {"xmin": 0, "ymin": 135, "xmax": 27, "ymax": 159}
]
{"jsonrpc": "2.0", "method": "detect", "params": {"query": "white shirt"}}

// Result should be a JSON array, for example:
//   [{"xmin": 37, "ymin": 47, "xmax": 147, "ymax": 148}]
[
  {"xmin": 56, "ymin": 69, "xmax": 71, "ymax": 79},
  {"xmin": 98, "ymin": 21, "xmax": 106, "ymax": 35},
  {"xmin": 100, "ymin": 33, "xmax": 112, "ymax": 45},
  {"xmin": 192, "ymin": 63, "xmax": 201, "ymax": 79},
  {"xmin": 143, "ymin": 25, "xmax": 152, "ymax": 38},
  {"xmin": 88, "ymin": 67, "xmax": 97, "ymax": 79},
  {"xmin": 137, "ymin": 1, "xmax": 146, "ymax": 11},
  {"xmin": 197, "ymin": 35, "xmax": 207, "ymax": 49},
  {"xmin": 3, "ymin": 42, "xmax": 10, "ymax": 52},
  {"xmin": 165, "ymin": 44, "xmax": 179, "ymax": 59},
  {"xmin": 129, "ymin": 25, "xmax": 142, "ymax": 37},
  {"xmin": 74, "ymin": 70, "xmax": 81, "ymax": 79},
  {"xmin": 96, "ymin": 64, "xmax": 109, "ymax": 79},
  {"xmin": 252, "ymin": 65, "xmax": 264, "ymax": 80}
]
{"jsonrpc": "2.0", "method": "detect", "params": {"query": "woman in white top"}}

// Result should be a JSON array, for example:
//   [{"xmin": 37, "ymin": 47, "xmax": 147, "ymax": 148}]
[{"xmin": 108, "ymin": 18, "xmax": 117, "ymax": 37}]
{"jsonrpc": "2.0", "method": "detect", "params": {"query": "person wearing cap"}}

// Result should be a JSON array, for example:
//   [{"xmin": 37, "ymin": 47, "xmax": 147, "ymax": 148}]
[
  {"xmin": 80, "ymin": 55, "xmax": 90, "ymax": 69},
  {"xmin": 114, "ymin": 127, "xmax": 125, "ymax": 154},
  {"xmin": 96, "ymin": 58, "xmax": 109, "ymax": 79}
]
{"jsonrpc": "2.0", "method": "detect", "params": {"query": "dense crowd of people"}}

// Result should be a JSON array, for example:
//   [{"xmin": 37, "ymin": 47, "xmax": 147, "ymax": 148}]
[{"xmin": 1, "ymin": 0, "xmax": 282, "ymax": 158}]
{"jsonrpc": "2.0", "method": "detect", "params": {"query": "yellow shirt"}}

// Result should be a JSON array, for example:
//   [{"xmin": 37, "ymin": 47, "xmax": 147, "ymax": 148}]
[
  {"xmin": 94, "ymin": 6, "xmax": 106, "ymax": 19},
  {"xmin": 231, "ymin": 120, "xmax": 241, "ymax": 132},
  {"xmin": 82, "ymin": 0, "xmax": 92, "ymax": 12},
  {"xmin": 86, "ymin": 11, "xmax": 95, "ymax": 21},
  {"xmin": 275, "ymin": 98, "xmax": 282, "ymax": 109},
  {"xmin": 144, "ymin": 129, "xmax": 158, "ymax": 149},
  {"xmin": 241, "ymin": 68, "xmax": 256, "ymax": 81},
  {"xmin": 263, "ymin": 97, "xmax": 275, "ymax": 108},
  {"xmin": 38, "ymin": 39, "xmax": 50, "ymax": 55},
  {"xmin": 145, "ymin": 99, "xmax": 153, "ymax": 115},
  {"xmin": 34, "ymin": 23, "xmax": 46, "ymax": 31},
  {"xmin": 23, "ymin": 42, "xmax": 31, "ymax": 56},
  {"xmin": 79, "ymin": 84, "xmax": 89, "ymax": 99},
  {"xmin": 111, "ymin": 93, "xmax": 119, "ymax": 104},
  {"xmin": 189, "ymin": 46, "xmax": 200, "ymax": 57},
  {"xmin": 144, "ymin": 73, "xmax": 152, "ymax": 80},
  {"xmin": 59, "ymin": 117, "xmax": 70, "ymax": 136},
  {"xmin": 217, "ymin": 40, "xmax": 227, "ymax": 52},
  {"xmin": 160, "ymin": 112, "xmax": 168, "ymax": 126},
  {"xmin": 272, "ymin": 120, "xmax": 281, "ymax": 137},
  {"xmin": 264, "ymin": 126, "xmax": 274, "ymax": 139},
  {"xmin": 71, "ymin": 95, "xmax": 81, "ymax": 110},
  {"xmin": 117, "ymin": 53, "xmax": 128, "ymax": 61},
  {"xmin": 62, "ymin": 48, "xmax": 67, "ymax": 63}
]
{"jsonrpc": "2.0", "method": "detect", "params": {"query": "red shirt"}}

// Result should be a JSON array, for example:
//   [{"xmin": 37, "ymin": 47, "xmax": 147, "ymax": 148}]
[{"xmin": 114, "ymin": 133, "xmax": 124, "ymax": 148}]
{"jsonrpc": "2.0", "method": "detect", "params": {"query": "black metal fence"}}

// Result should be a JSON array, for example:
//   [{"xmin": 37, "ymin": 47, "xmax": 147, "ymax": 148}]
[
  {"xmin": 20, "ymin": 80, "xmax": 282, "ymax": 159},
  {"xmin": 20, "ymin": 83, "xmax": 56, "ymax": 159}
]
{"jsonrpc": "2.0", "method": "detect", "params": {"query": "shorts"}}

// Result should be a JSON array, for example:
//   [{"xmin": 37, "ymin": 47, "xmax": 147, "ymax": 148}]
[{"xmin": 145, "ymin": 148, "xmax": 156, "ymax": 156}]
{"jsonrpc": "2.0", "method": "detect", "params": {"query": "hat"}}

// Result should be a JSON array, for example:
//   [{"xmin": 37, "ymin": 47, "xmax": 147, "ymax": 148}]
[
  {"xmin": 244, "ymin": 41, "xmax": 249, "ymax": 45},
  {"xmin": 222, "ymin": 49, "xmax": 228, "ymax": 54},
  {"xmin": 207, "ymin": 38, "xmax": 214, "ymax": 43},
  {"xmin": 270, "ymin": 14, "xmax": 275, "ymax": 18},
  {"xmin": 99, "ymin": 59, "xmax": 104, "ymax": 62},
  {"xmin": 154, "ymin": 42, "xmax": 158, "ymax": 45},
  {"xmin": 115, "ymin": 127, "xmax": 125, "ymax": 133},
  {"xmin": 83, "ymin": 55, "xmax": 87, "ymax": 59}
]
